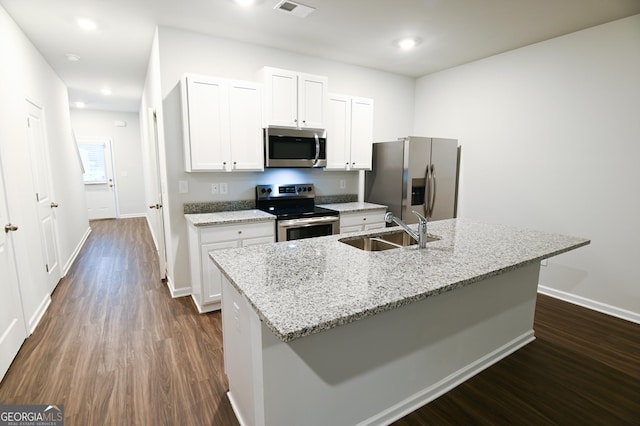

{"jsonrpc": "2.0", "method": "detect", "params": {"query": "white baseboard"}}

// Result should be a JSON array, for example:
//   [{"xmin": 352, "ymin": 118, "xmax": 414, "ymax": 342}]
[
  {"xmin": 27, "ymin": 294, "xmax": 52, "ymax": 335},
  {"xmin": 62, "ymin": 226, "xmax": 92, "ymax": 276},
  {"xmin": 365, "ymin": 331, "xmax": 536, "ymax": 426},
  {"xmin": 167, "ymin": 277, "xmax": 191, "ymax": 298},
  {"xmin": 538, "ymin": 286, "xmax": 640, "ymax": 325},
  {"xmin": 119, "ymin": 213, "xmax": 146, "ymax": 219}
]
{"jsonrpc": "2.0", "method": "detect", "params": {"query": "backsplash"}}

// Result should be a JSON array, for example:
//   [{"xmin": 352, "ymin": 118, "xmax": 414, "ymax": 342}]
[{"xmin": 183, "ymin": 194, "xmax": 358, "ymax": 214}]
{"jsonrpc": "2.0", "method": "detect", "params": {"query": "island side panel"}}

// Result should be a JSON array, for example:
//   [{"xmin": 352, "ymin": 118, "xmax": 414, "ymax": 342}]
[
  {"xmin": 258, "ymin": 262, "xmax": 540, "ymax": 426},
  {"xmin": 222, "ymin": 276, "xmax": 266, "ymax": 426}
]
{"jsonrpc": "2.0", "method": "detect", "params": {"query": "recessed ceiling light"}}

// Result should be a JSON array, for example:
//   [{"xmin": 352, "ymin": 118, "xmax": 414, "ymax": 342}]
[
  {"xmin": 100, "ymin": 88, "xmax": 112, "ymax": 96},
  {"xmin": 74, "ymin": 101, "xmax": 86, "ymax": 109},
  {"xmin": 66, "ymin": 53, "xmax": 81, "ymax": 62},
  {"xmin": 396, "ymin": 37, "xmax": 423, "ymax": 51},
  {"xmin": 234, "ymin": 0, "xmax": 255, "ymax": 6},
  {"xmin": 76, "ymin": 18, "xmax": 97, "ymax": 31}
]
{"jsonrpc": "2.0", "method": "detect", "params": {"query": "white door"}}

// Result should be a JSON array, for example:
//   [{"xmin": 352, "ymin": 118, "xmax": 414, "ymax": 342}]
[
  {"xmin": 77, "ymin": 138, "xmax": 118, "ymax": 220},
  {"xmin": 0, "ymin": 150, "xmax": 28, "ymax": 381},
  {"xmin": 325, "ymin": 94, "xmax": 350, "ymax": 170},
  {"xmin": 26, "ymin": 101, "xmax": 61, "ymax": 292},
  {"xmin": 148, "ymin": 110, "xmax": 168, "ymax": 281}
]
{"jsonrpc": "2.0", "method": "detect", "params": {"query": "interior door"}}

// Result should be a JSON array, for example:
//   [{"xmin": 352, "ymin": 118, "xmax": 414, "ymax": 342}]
[
  {"xmin": 148, "ymin": 110, "xmax": 168, "ymax": 281},
  {"xmin": 26, "ymin": 100, "xmax": 61, "ymax": 292},
  {"xmin": 0, "ymin": 150, "xmax": 28, "ymax": 381},
  {"xmin": 77, "ymin": 138, "xmax": 118, "ymax": 219}
]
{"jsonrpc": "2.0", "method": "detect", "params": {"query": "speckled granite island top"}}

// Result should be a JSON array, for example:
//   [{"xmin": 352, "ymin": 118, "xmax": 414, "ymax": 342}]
[
  {"xmin": 209, "ymin": 218, "xmax": 589, "ymax": 342},
  {"xmin": 317, "ymin": 201, "xmax": 387, "ymax": 212},
  {"xmin": 185, "ymin": 209, "xmax": 275, "ymax": 226}
]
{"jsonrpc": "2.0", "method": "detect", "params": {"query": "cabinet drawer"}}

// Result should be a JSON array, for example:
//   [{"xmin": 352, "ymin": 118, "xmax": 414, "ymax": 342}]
[
  {"xmin": 340, "ymin": 210, "xmax": 386, "ymax": 228},
  {"xmin": 200, "ymin": 221, "xmax": 274, "ymax": 244}
]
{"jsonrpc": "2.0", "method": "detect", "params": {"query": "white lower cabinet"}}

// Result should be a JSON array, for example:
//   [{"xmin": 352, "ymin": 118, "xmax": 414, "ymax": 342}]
[
  {"xmin": 187, "ymin": 221, "xmax": 274, "ymax": 313},
  {"xmin": 339, "ymin": 209, "xmax": 386, "ymax": 233}
]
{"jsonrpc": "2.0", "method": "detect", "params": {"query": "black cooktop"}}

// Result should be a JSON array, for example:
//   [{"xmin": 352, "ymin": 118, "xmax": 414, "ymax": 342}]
[{"xmin": 255, "ymin": 184, "xmax": 338, "ymax": 220}]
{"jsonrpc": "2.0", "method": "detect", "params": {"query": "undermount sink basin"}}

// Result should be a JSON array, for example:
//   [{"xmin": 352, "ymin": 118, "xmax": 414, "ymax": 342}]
[{"xmin": 339, "ymin": 230, "xmax": 440, "ymax": 251}]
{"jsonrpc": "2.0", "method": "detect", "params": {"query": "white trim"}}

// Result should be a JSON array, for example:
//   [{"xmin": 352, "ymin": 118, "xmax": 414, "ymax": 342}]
[
  {"xmin": 166, "ymin": 276, "xmax": 190, "ymax": 298},
  {"xmin": 362, "ymin": 331, "xmax": 536, "ymax": 426},
  {"xmin": 27, "ymin": 294, "xmax": 51, "ymax": 335},
  {"xmin": 227, "ymin": 392, "xmax": 249, "ymax": 426},
  {"xmin": 538, "ymin": 286, "xmax": 640, "ymax": 325},
  {"xmin": 62, "ymin": 226, "xmax": 91, "ymax": 276},
  {"xmin": 118, "ymin": 213, "xmax": 146, "ymax": 219}
]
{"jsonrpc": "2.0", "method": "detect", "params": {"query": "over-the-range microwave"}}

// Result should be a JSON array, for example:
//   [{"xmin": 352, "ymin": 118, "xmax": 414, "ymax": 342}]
[{"xmin": 264, "ymin": 127, "xmax": 327, "ymax": 168}]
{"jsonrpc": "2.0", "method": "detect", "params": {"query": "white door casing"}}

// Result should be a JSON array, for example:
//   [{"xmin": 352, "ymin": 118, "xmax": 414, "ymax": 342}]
[
  {"xmin": 77, "ymin": 138, "xmax": 118, "ymax": 220},
  {"xmin": 26, "ymin": 100, "xmax": 61, "ymax": 292},
  {"xmin": 0, "ymin": 148, "xmax": 28, "ymax": 381}
]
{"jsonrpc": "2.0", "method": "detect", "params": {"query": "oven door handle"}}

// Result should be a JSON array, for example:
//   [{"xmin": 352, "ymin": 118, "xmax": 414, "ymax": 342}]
[{"xmin": 278, "ymin": 216, "xmax": 339, "ymax": 228}]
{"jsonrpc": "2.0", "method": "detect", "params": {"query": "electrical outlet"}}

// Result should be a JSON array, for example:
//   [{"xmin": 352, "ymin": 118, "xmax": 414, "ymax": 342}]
[
  {"xmin": 211, "ymin": 183, "xmax": 219, "ymax": 194},
  {"xmin": 541, "ymin": 259, "xmax": 548, "ymax": 267},
  {"xmin": 220, "ymin": 182, "xmax": 228, "ymax": 194},
  {"xmin": 178, "ymin": 180, "xmax": 188, "ymax": 194},
  {"xmin": 339, "ymin": 179, "xmax": 346, "ymax": 189}
]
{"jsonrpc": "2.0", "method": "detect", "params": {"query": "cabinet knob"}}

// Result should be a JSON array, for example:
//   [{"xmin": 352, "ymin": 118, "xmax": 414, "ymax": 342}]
[
  {"xmin": 238, "ymin": 230, "xmax": 242, "ymax": 234},
  {"xmin": 50, "ymin": 202, "xmax": 59, "ymax": 208},
  {"xmin": 4, "ymin": 223, "xmax": 18, "ymax": 233}
]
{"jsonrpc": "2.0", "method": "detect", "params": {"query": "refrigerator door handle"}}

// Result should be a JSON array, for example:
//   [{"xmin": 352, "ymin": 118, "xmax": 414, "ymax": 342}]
[
  {"xmin": 423, "ymin": 164, "xmax": 430, "ymax": 217},
  {"xmin": 430, "ymin": 164, "xmax": 437, "ymax": 218}
]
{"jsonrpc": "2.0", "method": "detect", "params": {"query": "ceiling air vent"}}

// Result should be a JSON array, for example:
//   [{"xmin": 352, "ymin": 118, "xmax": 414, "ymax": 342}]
[{"xmin": 274, "ymin": 0, "xmax": 316, "ymax": 18}]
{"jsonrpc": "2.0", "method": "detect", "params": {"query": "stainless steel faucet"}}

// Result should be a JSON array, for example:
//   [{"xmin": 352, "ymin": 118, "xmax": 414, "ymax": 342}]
[{"xmin": 384, "ymin": 211, "xmax": 429, "ymax": 249}]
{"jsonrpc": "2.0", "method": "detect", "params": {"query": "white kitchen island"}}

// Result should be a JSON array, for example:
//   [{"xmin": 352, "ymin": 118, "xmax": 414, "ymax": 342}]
[{"xmin": 210, "ymin": 219, "xmax": 589, "ymax": 426}]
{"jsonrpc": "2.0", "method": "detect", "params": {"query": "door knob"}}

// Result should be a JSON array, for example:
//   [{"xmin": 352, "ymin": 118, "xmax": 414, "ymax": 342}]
[
  {"xmin": 50, "ymin": 202, "xmax": 59, "ymax": 208},
  {"xmin": 4, "ymin": 224, "xmax": 18, "ymax": 233}
]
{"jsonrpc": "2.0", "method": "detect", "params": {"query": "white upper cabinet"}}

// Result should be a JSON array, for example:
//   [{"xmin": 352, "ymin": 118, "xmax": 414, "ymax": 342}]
[
  {"xmin": 326, "ymin": 94, "xmax": 374, "ymax": 171},
  {"xmin": 261, "ymin": 67, "xmax": 328, "ymax": 129},
  {"xmin": 182, "ymin": 74, "xmax": 263, "ymax": 172}
]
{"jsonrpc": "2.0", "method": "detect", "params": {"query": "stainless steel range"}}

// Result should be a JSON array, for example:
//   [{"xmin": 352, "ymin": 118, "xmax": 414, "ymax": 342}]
[{"xmin": 256, "ymin": 184, "xmax": 340, "ymax": 242}]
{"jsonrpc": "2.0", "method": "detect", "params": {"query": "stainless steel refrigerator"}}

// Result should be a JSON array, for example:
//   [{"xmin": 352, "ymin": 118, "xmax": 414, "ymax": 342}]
[{"xmin": 365, "ymin": 137, "xmax": 460, "ymax": 225}]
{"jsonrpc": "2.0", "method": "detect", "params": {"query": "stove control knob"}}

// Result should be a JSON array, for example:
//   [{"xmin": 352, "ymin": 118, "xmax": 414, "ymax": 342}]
[
  {"xmin": 307, "ymin": 186, "xmax": 312, "ymax": 192},
  {"xmin": 260, "ymin": 188, "xmax": 267, "ymax": 194},
  {"xmin": 267, "ymin": 188, "xmax": 272, "ymax": 194}
]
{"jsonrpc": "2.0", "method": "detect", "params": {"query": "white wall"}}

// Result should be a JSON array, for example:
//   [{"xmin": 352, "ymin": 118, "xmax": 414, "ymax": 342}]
[
  {"xmin": 413, "ymin": 15, "xmax": 640, "ymax": 318},
  {"xmin": 149, "ymin": 26, "xmax": 416, "ymax": 295},
  {"xmin": 0, "ymin": 5, "xmax": 90, "ymax": 329},
  {"xmin": 70, "ymin": 109, "xmax": 146, "ymax": 217}
]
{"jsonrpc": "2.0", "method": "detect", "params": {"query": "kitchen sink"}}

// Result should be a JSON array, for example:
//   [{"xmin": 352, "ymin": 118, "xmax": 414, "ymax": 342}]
[{"xmin": 339, "ymin": 230, "xmax": 440, "ymax": 251}]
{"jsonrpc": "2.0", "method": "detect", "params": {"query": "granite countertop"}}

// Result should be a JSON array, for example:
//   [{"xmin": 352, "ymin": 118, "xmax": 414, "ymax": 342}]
[
  {"xmin": 185, "ymin": 209, "xmax": 275, "ymax": 226},
  {"xmin": 317, "ymin": 202, "xmax": 387, "ymax": 213},
  {"xmin": 209, "ymin": 218, "xmax": 590, "ymax": 342}
]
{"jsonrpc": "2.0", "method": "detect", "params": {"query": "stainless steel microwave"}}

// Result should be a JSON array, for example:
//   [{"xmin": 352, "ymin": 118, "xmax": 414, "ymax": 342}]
[{"xmin": 264, "ymin": 128, "xmax": 327, "ymax": 168}]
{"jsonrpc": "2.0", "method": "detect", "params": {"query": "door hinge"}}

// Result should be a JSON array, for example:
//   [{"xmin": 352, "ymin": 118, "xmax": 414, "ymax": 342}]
[{"xmin": 46, "ymin": 263, "xmax": 49, "ymax": 273}]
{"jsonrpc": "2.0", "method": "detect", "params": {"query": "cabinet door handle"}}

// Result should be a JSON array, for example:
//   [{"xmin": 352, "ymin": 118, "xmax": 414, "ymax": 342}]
[
  {"xmin": 4, "ymin": 224, "xmax": 18, "ymax": 233},
  {"xmin": 50, "ymin": 202, "xmax": 59, "ymax": 208}
]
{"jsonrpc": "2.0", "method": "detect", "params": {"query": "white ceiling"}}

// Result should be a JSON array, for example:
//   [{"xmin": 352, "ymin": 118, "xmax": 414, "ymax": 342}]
[{"xmin": 2, "ymin": 0, "xmax": 639, "ymax": 112}]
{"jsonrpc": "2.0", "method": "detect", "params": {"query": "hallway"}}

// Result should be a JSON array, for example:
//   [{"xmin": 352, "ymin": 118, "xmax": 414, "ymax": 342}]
[{"xmin": 0, "ymin": 218, "xmax": 238, "ymax": 425}]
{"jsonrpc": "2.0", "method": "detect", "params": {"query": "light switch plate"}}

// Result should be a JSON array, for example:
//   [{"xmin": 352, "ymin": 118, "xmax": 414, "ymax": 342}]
[
  {"xmin": 211, "ymin": 183, "xmax": 219, "ymax": 194},
  {"xmin": 220, "ymin": 182, "xmax": 228, "ymax": 194},
  {"xmin": 178, "ymin": 180, "xmax": 188, "ymax": 193}
]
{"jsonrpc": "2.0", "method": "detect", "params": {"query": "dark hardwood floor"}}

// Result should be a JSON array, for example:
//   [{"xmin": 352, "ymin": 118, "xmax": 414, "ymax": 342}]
[{"xmin": 1, "ymin": 218, "xmax": 638, "ymax": 425}]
